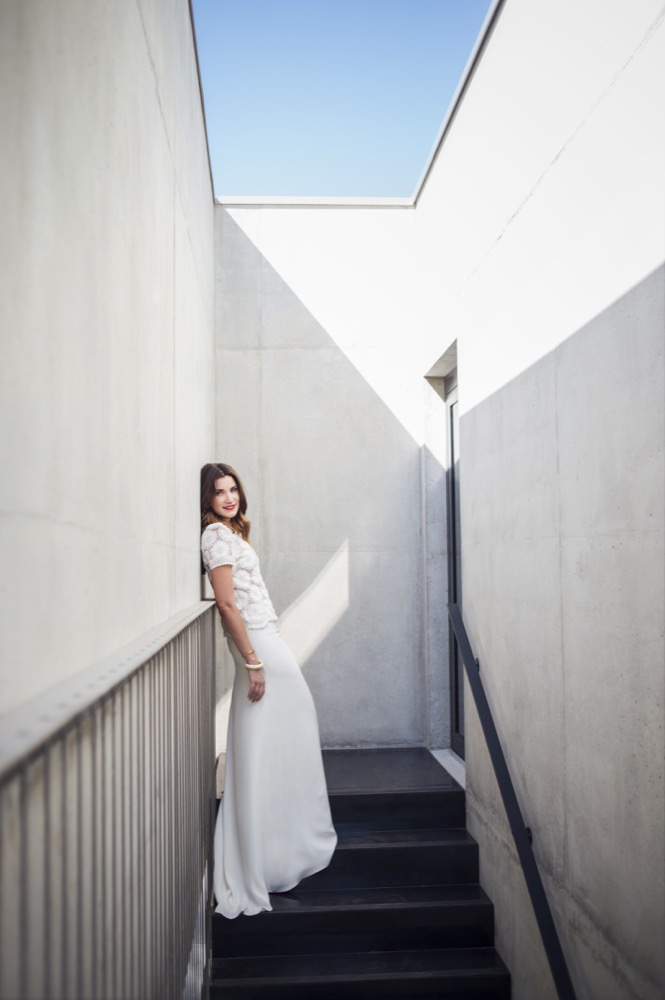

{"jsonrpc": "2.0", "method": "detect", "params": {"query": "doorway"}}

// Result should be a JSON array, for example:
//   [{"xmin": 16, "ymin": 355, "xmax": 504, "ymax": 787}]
[{"xmin": 446, "ymin": 376, "xmax": 464, "ymax": 758}]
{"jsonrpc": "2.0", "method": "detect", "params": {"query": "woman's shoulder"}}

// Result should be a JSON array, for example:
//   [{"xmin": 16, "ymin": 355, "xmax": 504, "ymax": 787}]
[
  {"xmin": 201, "ymin": 521, "xmax": 245, "ymax": 571},
  {"xmin": 202, "ymin": 521, "xmax": 236, "ymax": 542},
  {"xmin": 201, "ymin": 521, "xmax": 246, "ymax": 547},
  {"xmin": 202, "ymin": 520, "xmax": 232, "ymax": 536}
]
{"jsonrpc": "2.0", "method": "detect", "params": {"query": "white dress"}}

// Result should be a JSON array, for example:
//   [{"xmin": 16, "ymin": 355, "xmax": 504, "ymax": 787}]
[{"xmin": 201, "ymin": 522, "xmax": 337, "ymax": 918}]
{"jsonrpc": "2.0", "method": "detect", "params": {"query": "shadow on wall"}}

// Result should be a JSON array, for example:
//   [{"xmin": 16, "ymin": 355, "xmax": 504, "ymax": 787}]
[{"xmin": 212, "ymin": 209, "xmax": 450, "ymax": 751}]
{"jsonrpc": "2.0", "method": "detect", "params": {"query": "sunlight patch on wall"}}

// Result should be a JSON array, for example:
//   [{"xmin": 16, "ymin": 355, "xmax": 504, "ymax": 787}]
[
  {"xmin": 278, "ymin": 540, "xmax": 350, "ymax": 669},
  {"xmin": 225, "ymin": 206, "xmax": 430, "ymax": 445},
  {"xmin": 222, "ymin": 6, "xmax": 665, "ymax": 421},
  {"xmin": 215, "ymin": 689, "xmax": 232, "ymax": 751}
]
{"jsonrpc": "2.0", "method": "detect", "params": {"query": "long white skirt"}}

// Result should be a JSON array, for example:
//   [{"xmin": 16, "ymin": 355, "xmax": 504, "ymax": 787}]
[{"xmin": 213, "ymin": 623, "xmax": 337, "ymax": 918}]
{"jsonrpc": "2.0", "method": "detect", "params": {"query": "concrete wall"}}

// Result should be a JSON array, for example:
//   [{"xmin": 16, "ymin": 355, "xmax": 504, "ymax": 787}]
[
  {"xmin": 0, "ymin": 0, "xmax": 215, "ymax": 715},
  {"xmin": 213, "ymin": 0, "xmax": 664, "ymax": 995},
  {"xmin": 461, "ymin": 267, "xmax": 664, "ymax": 1000},
  {"xmin": 213, "ymin": 204, "xmax": 451, "ymax": 749},
  {"xmin": 414, "ymin": 0, "xmax": 665, "ymax": 997}
]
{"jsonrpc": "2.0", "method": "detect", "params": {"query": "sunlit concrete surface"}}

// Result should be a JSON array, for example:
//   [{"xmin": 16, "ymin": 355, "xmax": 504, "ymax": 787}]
[
  {"xmin": 0, "ymin": 0, "xmax": 215, "ymax": 715},
  {"xmin": 214, "ymin": 1, "xmax": 665, "ymax": 996},
  {"xmin": 430, "ymin": 748, "xmax": 466, "ymax": 789},
  {"xmin": 0, "ymin": 0, "xmax": 662, "ymax": 998}
]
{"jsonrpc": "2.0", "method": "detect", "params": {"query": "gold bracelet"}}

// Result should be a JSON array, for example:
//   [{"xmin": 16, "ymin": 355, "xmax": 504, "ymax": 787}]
[
  {"xmin": 242, "ymin": 648, "xmax": 255, "ymax": 658},
  {"xmin": 245, "ymin": 660, "xmax": 264, "ymax": 670}
]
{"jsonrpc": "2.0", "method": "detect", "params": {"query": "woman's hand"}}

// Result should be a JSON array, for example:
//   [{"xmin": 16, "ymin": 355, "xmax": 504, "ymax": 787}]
[
  {"xmin": 209, "ymin": 566, "xmax": 267, "ymax": 703},
  {"xmin": 246, "ymin": 666, "xmax": 266, "ymax": 702}
]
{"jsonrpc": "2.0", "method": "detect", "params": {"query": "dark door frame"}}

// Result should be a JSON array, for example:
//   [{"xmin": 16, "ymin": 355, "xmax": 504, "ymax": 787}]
[{"xmin": 446, "ymin": 379, "xmax": 464, "ymax": 759}]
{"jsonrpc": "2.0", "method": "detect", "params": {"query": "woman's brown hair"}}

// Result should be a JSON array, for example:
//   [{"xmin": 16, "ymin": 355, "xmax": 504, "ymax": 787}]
[{"xmin": 200, "ymin": 463, "xmax": 251, "ymax": 541}]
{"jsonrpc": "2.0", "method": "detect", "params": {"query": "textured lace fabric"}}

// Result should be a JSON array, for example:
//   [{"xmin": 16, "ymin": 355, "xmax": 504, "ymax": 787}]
[{"xmin": 201, "ymin": 522, "xmax": 278, "ymax": 630}]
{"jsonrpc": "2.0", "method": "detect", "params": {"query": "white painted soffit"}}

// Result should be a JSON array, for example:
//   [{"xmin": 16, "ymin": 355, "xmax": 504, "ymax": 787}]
[
  {"xmin": 215, "ymin": 196, "xmax": 412, "ymax": 208},
  {"xmin": 214, "ymin": 0, "xmax": 505, "ymax": 209}
]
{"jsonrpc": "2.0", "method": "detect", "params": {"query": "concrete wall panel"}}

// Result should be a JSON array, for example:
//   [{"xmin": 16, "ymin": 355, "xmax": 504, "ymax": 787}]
[
  {"xmin": 416, "ymin": 0, "xmax": 665, "ymax": 412},
  {"xmin": 462, "ymin": 269, "xmax": 664, "ymax": 1000},
  {"xmin": 0, "ymin": 0, "xmax": 214, "ymax": 714},
  {"xmin": 411, "ymin": 7, "xmax": 665, "ymax": 989},
  {"xmin": 212, "ymin": 2, "xmax": 663, "ymax": 993},
  {"xmin": 214, "ymin": 211, "xmax": 430, "ymax": 749}
]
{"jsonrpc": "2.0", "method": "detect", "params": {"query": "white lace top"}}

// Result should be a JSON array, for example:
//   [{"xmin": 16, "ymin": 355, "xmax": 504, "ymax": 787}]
[{"xmin": 201, "ymin": 522, "xmax": 278, "ymax": 631}]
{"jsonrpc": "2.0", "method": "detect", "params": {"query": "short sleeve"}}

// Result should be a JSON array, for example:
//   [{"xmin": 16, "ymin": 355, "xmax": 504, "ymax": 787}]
[{"xmin": 201, "ymin": 524, "xmax": 237, "ymax": 572}]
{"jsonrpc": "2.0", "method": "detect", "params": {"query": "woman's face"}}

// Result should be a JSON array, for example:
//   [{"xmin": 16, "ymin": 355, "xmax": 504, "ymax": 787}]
[{"xmin": 212, "ymin": 475, "xmax": 240, "ymax": 521}]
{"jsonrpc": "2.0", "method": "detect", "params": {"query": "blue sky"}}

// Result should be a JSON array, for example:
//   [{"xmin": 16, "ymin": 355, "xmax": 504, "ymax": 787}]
[{"xmin": 191, "ymin": 0, "xmax": 493, "ymax": 198}]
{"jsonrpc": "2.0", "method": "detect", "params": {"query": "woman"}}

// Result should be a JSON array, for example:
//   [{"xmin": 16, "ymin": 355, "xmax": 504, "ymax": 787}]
[{"xmin": 200, "ymin": 462, "xmax": 337, "ymax": 918}]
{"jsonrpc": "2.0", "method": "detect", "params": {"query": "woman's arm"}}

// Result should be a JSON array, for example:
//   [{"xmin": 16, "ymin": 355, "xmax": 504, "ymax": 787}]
[{"xmin": 209, "ymin": 564, "xmax": 265, "ymax": 703}]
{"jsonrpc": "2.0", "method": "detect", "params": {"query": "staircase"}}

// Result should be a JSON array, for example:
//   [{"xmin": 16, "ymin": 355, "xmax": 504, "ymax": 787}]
[{"xmin": 210, "ymin": 748, "xmax": 511, "ymax": 999}]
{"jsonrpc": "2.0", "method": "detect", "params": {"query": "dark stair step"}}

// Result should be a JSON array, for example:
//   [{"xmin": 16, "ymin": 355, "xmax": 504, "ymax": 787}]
[
  {"xmin": 335, "ymin": 826, "xmax": 471, "ymax": 847},
  {"xmin": 299, "ymin": 827, "xmax": 478, "ymax": 890},
  {"xmin": 323, "ymin": 748, "xmax": 460, "ymax": 796},
  {"xmin": 324, "ymin": 749, "xmax": 466, "ymax": 831},
  {"xmin": 330, "ymin": 790, "xmax": 466, "ymax": 830},
  {"xmin": 212, "ymin": 750, "xmax": 510, "ymax": 998},
  {"xmin": 211, "ymin": 946, "xmax": 511, "ymax": 999},
  {"xmin": 214, "ymin": 883, "xmax": 495, "ymax": 956}
]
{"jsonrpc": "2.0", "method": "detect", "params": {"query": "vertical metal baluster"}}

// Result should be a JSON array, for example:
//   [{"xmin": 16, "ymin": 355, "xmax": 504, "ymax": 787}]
[
  {"xmin": 164, "ymin": 647, "xmax": 170, "ymax": 997},
  {"xmin": 174, "ymin": 638, "xmax": 181, "ymax": 999},
  {"xmin": 141, "ymin": 669, "xmax": 147, "ymax": 1000},
  {"xmin": 184, "ymin": 631, "xmax": 189, "ymax": 993},
  {"xmin": 121, "ymin": 681, "xmax": 128, "ymax": 1000},
  {"xmin": 152, "ymin": 653, "xmax": 164, "ymax": 996},
  {"xmin": 191, "ymin": 626, "xmax": 197, "ymax": 1000},
  {"xmin": 134, "ymin": 674, "xmax": 140, "ymax": 1000},
  {"xmin": 158, "ymin": 650, "xmax": 165, "ymax": 997},
  {"xmin": 44, "ymin": 749, "xmax": 52, "ymax": 1000},
  {"xmin": 125, "ymin": 678, "xmax": 138, "ymax": 996},
  {"xmin": 111, "ymin": 691, "xmax": 118, "ymax": 1000},
  {"xmin": 76, "ymin": 724, "xmax": 83, "ymax": 1000},
  {"xmin": 1, "ymin": 780, "xmax": 20, "ymax": 995},
  {"xmin": 138, "ymin": 668, "xmax": 145, "ymax": 1000},
  {"xmin": 127, "ymin": 679, "xmax": 134, "ymax": 1000},
  {"xmin": 157, "ymin": 654, "xmax": 163, "ymax": 996},
  {"xmin": 184, "ymin": 633, "xmax": 190, "ymax": 994},
  {"xmin": 18, "ymin": 769, "xmax": 27, "ymax": 999},
  {"xmin": 101, "ymin": 697, "xmax": 110, "ymax": 999},
  {"xmin": 176, "ymin": 638, "xmax": 182, "ymax": 999},
  {"xmin": 91, "ymin": 708, "xmax": 98, "ymax": 1000},
  {"xmin": 166, "ymin": 644, "xmax": 172, "ymax": 997},
  {"xmin": 185, "ymin": 629, "xmax": 192, "ymax": 1000},
  {"xmin": 176, "ymin": 635, "xmax": 182, "ymax": 997},
  {"xmin": 156, "ymin": 654, "xmax": 160, "ymax": 997},
  {"xmin": 188, "ymin": 629, "xmax": 194, "ymax": 992},
  {"xmin": 142, "ymin": 670, "xmax": 148, "ymax": 999},
  {"xmin": 152, "ymin": 655, "xmax": 160, "ymax": 997},
  {"xmin": 162, "ymin": 647, "xmax": 170, "ymax": 997},
  {"xmin": 148, "ymin": 660, "xmax": 155, "ymax": 998},
  {"xmin": 60, "ymin": 739, "xmax": 68, "ymax": 999},
  {"xmin": 200, "ymin": 622, "xmax": 206, "ymax": 995},
  {"xmin": 190, "ymin": 627, "xmax": 198, "ymax": 995},
  {"xmin": 173, "ymin": 639, "xmax": 178, "ymax": 1000},
  {"xmin": 0, "ymin": 785, "xmax": 3, "ymax": 995}
]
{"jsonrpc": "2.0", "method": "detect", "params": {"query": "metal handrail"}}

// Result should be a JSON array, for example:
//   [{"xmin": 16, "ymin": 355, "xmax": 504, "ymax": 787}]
[
  {"xmin": 448, "ymin": 603, "xmax": 578, "ymax": 1000},
  {"xmin": 0, "ymin": 601, "xmax": 217, "ymax": 1000}
]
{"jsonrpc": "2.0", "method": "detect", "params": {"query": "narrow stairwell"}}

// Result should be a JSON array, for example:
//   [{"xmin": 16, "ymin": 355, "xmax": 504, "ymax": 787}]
[{"xmin": 211, "ymin": 747, "xmax": 511, "ymax": 999}]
